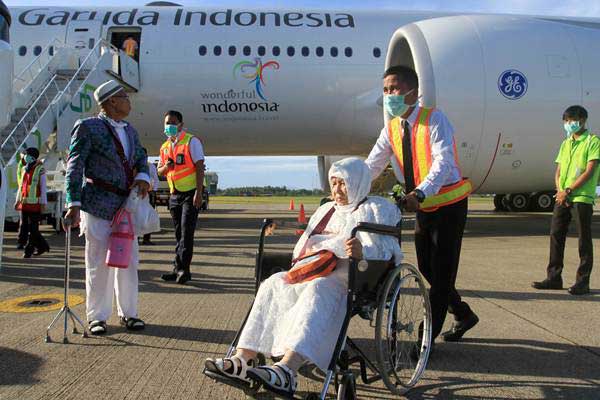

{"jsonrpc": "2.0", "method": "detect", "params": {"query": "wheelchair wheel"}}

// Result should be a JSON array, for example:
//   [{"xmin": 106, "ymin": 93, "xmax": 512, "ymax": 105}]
[
  {"xmin": 336, "ymin": 372, "xmax": 356, "ymax": 400},
  {"xmin": 374, "ymin": 263, "xmax": 432, "ymax": 394}
]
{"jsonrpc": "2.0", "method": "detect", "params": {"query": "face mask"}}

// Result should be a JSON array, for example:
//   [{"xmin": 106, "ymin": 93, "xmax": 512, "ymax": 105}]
[
  {"xmin": 563, "ymin": 120, "xmax": 581, "ymax": 136},
  {"xmin": 164, "ymin": 124, "xmax": 179, "ymax": 137},
  {"xmin": 384, "ymin": 90, "xmax": 415, "ymax": 117},
  {"xmin": 25, "ymin": 155, "xmax": 36, "ymax": 164}
]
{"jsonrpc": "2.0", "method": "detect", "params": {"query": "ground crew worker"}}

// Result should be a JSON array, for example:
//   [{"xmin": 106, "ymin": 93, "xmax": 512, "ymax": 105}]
[
  {"xmin": 122, "ymin": 36, "xmax": 138, "ymax": 59},
  {"xmin": 158, "ymin": 110, "xmax": 205, "ymax": 284},
  {"xmin": 533, "ymin": 105, "xmax": 600, "ymax": 295},
  {"xmin": 365, "ymin": 66, "xmax": 479, "ymax": 354},
  {"xmin": 15, "ymin": 147, "xmax": 50, "ymax": 258},
  {"xmin": 15, "ymin": 150, "xmax": 27, "ymax": 250}
]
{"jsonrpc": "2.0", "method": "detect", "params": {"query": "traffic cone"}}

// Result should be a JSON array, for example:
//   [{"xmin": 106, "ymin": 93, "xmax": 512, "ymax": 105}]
[
  {"xmin": 289, "ymin": 199, "xmax": 295, "ymax": 210},
  {"xmin": 298, "ymin": 204, "xmax": 307, "ymax": 224}
]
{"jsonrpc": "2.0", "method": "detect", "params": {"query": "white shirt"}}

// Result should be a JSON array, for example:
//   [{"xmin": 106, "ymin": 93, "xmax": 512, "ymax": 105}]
[
  {"xmin": 147, "ymin": 162, "xmax": 159, "ymax": 191},
  {"xmin": 364, "ymin": 106, "xmax": 463, "ymax": 198}
]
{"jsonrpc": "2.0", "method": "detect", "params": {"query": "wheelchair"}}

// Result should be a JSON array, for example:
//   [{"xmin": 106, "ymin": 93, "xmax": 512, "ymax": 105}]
[{"xmin": 210, "ymin": 217, "xmax": 432, "ymax": 399}]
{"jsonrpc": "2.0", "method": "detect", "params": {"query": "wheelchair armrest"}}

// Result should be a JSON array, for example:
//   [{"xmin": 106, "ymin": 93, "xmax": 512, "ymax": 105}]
[{"xmin": 350, "ymin": 222, "xmax": 402, "ymax": 239}]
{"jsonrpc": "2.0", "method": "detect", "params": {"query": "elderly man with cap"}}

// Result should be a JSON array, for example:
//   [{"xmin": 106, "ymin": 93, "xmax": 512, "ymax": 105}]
[{"xmin": 64, "ymin": 80, "xmax": 150, "ymax": 335}]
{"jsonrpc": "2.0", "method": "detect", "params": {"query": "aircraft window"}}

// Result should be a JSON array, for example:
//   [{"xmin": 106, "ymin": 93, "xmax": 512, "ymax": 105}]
[
  {"xmin": 89, "ymin": 38, "xmax": 95, "ymax": 49},
  {"xmin": 373, "ymin": 47, "xmax": 381, "ymax": 58},
  {"xmin": 287, "ymin": 46, "xmax": 295, "ymax": 57},
  {"xmin": 258, "ymin": 46, "xmax": 266, "ymax": 56},
  {"xmin": 344, "ymin": 47, "xmax": 353, "ymax": 57},
  {"xmin": 243, "ymin": 46, "xmax": 251, "ymax": 56},
  {"xmin": 272, "ymin": 46, "xmax": 281, "ymax": 56},
  {"xmin": 316, "ymin": 47, "xmax": 324, "ymax": 57},
  {"xmin": 228, "ymin": 45, "xmax": 236, "ymax": 56},
  {"xmin": 213, "ymin": 45, "xmax": 222, "ymax": 56},
  {"xmin": 49, "ymin": 46, "xmax": 54, "ymax": 56},
  {"xmin": 199, "ymin": 46, "xmax": 207, "ymax": 56},
  {"xmin": 0, "ymin": 15, "xmax": 8, "ymax": 43},
  {"xmin": 33, "ymin": 46, "xmax": 42, "ymax": 56},
  {"xmin": 301, "ymin": 46, "xmax": 309, "ymax": 57},
  {"xmin": 330, "ymin": 47, "xmax": 338, "ymax": 57},
  {"xmin": 19, "ymin": 46, "xmax": 27, "ymax": 57}
]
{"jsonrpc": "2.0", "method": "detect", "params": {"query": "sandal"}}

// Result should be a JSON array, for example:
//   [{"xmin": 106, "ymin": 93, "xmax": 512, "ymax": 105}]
[
  {"xmin": 89, "ymin": 320, "xmax": 107, "ymax": 335},
  {"xmin": 247, "ymin": 363, "xmax": 297, "ymax": 399},
  {"xmin": 120, "ymin": 316, "xmax": 145, "ymax": 331},
  {"xmin": 204, "ymin": 355, "xmax": 257, "ymax": 386}
]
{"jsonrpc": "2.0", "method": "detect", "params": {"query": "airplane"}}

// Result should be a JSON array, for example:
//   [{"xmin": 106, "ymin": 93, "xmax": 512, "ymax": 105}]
[{"xmin": 1, "ymin": 0, "xmax": 600, "ymax": 216}]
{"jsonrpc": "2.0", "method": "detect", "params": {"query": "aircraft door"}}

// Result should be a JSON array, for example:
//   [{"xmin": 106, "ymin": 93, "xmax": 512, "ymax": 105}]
[{"xmin": 65, "ymin": 20, "xmax": 103, "ymax": 64}]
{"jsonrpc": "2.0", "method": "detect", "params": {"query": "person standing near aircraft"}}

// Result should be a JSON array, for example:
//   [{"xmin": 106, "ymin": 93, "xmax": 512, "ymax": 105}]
[
  {"xmin": 533, "ymin": 105, "xmax": 600, "ymax": 295},
  {"xmin": 15, "ymin": 147, "xmax": 50, "ymax": 258},
  {"xmin": 365, "ymin": 66, "xmax": 479, "ymax": 351},
  {"xmin": 157, "ymin": 111, "xmax": 205, "ymax": 285},
  {"xmin": 64, "ymin": 80, "xmax": 150, "ymax": 335},
  {"xmin": 140, "ymin": 147, "xmax": 159, "ymax": 246},
  {"xmin": 122, "ymin": 35, "xmax": 138, "ymax": 59}
]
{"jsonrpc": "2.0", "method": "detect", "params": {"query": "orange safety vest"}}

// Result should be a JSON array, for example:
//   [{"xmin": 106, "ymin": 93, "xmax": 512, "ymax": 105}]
[
  {"xmin": 123, "ymin": 39, "xmax": 137, "ymax": 57},
  {"xmin": 388, "ymin": 107, "xmax": 472, "ymax": 212},
  {"xmin": 19, "ymin": 163, "xmax": 44, "ymax": 213},
  {"xmin": 160, "ymin": 132, "xmax": 198, "ymax": 193}
]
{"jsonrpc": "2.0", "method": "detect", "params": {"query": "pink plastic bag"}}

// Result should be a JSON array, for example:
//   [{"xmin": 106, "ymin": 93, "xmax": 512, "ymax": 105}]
[{"xmin": 106, "ymin": 209, "xmax": 134, "ymax": 268}]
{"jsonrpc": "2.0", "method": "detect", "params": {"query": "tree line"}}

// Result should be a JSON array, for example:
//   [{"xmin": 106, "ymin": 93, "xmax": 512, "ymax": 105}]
[{"xmin": 216, "ymin": 186, "xmax": 326, "ymax": 197}]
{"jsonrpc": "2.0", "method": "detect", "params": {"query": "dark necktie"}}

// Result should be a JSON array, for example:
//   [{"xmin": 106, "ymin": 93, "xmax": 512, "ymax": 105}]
[{"xmin": 402, "ymin": 120, "xmax": 416, "ymax": 193}]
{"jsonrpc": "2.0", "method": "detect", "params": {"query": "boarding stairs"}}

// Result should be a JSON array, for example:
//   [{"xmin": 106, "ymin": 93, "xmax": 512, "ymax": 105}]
[{"xmin": 0, "ymin": 38, "xmax": 140, "ymax": 224}]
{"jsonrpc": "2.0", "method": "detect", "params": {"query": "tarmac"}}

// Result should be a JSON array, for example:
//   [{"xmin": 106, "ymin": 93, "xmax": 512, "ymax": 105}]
[{"xmin": 0, "ymin": 199, "xmax": 599, "ymax": 400}]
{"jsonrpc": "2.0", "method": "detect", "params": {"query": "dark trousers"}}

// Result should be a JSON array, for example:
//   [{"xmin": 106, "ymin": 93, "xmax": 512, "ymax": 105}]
[
  {"xmin": 169, "ymin": 190, "xmax": 199, "ymax": 274},
  {"xmin": 415, "ymin": 197, "xmax": 472, "ymax": 340},
  {"xmin": 142, "ymin": 192, "xmax": 156, "ymax": 243},
  {"xmin": 18, "ymin": 211, "xmax": 49, "ymax": 254},
  {"xmin": 547, "ymin": 202, "xmax": 594, "ymax": 286}
]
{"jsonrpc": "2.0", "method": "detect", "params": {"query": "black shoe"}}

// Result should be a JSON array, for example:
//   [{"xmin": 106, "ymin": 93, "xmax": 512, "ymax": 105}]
[
  {"xmin": 176, "ymin": 271, "xmax": 191, "ymax": 284},
  {"xmin": 532, "ymin": 279, "xmax": 563, "ymax": 290},
  {"xmin": 22, "ymin": 252, "xmax": 32, "ymax": 259},
  {"xmin": 568, "ymin": 284, "xmax": 590, "ymax": 295},
  {"xmin": 34, "ymin": 246, "xmax": 50, "ymax": 256},
  {"xmin": 161, "ymin": 272, "xmax": 178, "ymax": 282},
  {"xmin": 442, "ymin": 312, "xmax": 479, "ymax": 342}
]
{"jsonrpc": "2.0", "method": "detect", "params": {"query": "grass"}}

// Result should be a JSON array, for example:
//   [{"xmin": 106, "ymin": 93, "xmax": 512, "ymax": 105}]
[
  {"xmin": 210, "ymin": 195, "xmax": 495, "ymax": 206},
  {"xmin": 210, "ymin": 196, "xmax": 324, "ymax": 205}
]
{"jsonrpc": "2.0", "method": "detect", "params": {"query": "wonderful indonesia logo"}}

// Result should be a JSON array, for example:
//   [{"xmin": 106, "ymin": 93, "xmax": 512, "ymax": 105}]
[{"xmin": 199, "ymin": 58, "xmax": 281, "ymax": 118}]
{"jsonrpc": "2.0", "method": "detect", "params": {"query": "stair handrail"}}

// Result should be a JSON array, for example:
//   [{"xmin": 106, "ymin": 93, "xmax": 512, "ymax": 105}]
[
  {"xmin": 13, "ymin": 38, "xmax": 64, "ymax": 94},
  {"xmin": 1, "ymin": 76, "xmax": 61, "ymax": 164},
  {"xmin": 58, "ymin": 39, "xmax": 118, "ymax": 113}
]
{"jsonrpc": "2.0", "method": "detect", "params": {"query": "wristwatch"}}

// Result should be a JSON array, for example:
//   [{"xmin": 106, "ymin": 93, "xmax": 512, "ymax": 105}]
[
  {"xmin": 565, "ymin": 187, "xmax": 572, "ymax": 195},
  {"xmin": 414, "ymin": 189, "xmax": 426, "ymax": 203}
]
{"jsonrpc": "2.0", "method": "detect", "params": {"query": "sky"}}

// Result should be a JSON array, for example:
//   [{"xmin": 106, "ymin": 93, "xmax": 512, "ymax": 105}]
[{"xmin": 7, "ymin": 0, "xmax": 600, "ymax": 188}]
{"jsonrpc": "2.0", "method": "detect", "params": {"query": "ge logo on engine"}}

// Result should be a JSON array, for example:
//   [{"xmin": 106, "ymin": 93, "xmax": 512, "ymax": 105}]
[{"xmin": 498, "ymin": 70, "xmax": 528, "ymax": 100}]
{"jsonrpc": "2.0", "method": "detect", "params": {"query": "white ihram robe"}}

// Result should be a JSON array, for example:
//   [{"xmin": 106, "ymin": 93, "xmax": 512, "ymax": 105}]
[{"xmin": 237, "ymin": 158, "xmax": 402, "ymax": 371}]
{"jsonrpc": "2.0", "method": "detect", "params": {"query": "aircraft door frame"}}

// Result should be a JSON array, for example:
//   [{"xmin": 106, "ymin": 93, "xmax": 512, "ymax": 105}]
[{"xmin": 65, "ymin": 20, "xmax": 103, "ymax": 64}]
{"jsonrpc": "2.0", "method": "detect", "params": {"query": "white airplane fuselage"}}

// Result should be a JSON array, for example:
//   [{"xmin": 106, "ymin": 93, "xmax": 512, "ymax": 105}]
[{"xmin": 7, "ymin": 5, "xmax": 600, "ymax": 194}]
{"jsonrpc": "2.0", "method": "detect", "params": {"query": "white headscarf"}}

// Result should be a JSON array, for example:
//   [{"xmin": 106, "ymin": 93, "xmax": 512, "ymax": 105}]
[{"xmin": 328, "ymin": 157, "xmax": 372, "ymax": 213}]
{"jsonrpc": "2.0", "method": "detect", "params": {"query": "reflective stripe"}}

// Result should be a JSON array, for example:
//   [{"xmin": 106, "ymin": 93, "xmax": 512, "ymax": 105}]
[
  {"xmin": 160, "ymin": 132, "xmax": 198, "ymax": 193},
  {"xmin": 420, "ymin": 179, "xmax": 472, "ymax": 212},
  {"xmin": 21, "ymin": 164, "xmax": 42, "ymax": 204},
  {"xmin": 387, "ymin": 108, "xmax": 471, "ymax": 210}
]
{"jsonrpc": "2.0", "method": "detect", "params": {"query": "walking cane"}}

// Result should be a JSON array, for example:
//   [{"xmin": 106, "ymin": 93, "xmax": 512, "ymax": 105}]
[{"xmin": 45, "ymin": 218, "xmax": 88, "ymax": 343}]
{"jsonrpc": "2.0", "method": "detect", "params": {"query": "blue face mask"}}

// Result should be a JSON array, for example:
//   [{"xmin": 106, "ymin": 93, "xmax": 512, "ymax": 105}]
[
  {"xmin": 383, "ymin": 90, "xmax": 415, "ymax": 117},
  {"xmin": 563, "ymin": 120, "xmax": 581, "ymax": 136},
  {"xmin": 25, "ymin": 155, "xmax": 36, "ymax": 164},
  {"xmin": 164, "ymin": 124, "xmax": 179, "ymax": 137}
]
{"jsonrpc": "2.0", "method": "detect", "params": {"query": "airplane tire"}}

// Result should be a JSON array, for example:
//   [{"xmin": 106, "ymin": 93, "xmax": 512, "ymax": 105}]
[
  {"xmin": 506, "ymin": 193, "xmax": 531, "ymax": 212},
  {"xmin": 494, "ymin": 194, "xmax": 507, "ymax": 211},
  {"xmin": 531, "ymin": 191, "xmax": 555, "ymax": 212}
]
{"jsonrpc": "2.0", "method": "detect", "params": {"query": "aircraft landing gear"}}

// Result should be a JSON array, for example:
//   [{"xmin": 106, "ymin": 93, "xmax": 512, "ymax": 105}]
[{"xmin": 493, "ymin": 192, "xmax": 555, "ymax": 213}]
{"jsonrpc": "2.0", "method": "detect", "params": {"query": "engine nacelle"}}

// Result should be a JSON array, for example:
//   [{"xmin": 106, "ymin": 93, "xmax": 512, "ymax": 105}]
[
  {"xmin": 0, "ymin": 0, "xmax": 12, "ymax": 128},
  {"xmin": 386, "ymin": 15, "xmax": 600, "ymax": 193}
]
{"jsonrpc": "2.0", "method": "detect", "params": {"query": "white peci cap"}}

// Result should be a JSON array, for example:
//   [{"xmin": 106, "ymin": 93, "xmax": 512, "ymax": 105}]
[{"xmin": 93, "ymin": 80, "xmax": 124, "ymax": 105}]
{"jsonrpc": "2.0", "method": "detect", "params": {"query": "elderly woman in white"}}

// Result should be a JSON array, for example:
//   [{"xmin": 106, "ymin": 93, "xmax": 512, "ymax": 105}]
[{"xmin": 205, "ymin": 158, "xmax": 402, "ymax": 397}]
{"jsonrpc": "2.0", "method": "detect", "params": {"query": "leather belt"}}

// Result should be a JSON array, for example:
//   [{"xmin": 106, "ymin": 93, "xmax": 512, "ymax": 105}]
[{"xmin": 86, "ymin": 178, "xmax": 129, "ymax": 197}]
